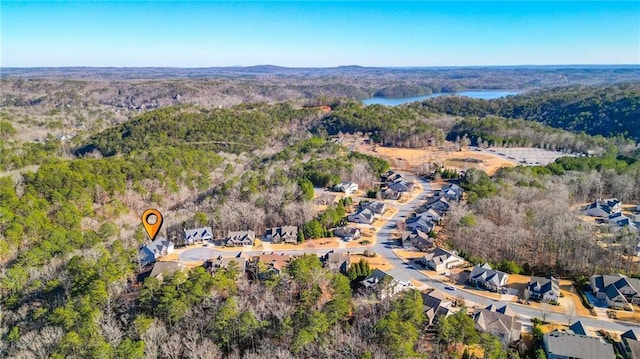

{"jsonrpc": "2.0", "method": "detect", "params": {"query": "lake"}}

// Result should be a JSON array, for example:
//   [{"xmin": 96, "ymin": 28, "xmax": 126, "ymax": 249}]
[{"xmin": 361, "ymin": 90, "xmax": 522, "ymax": 106}]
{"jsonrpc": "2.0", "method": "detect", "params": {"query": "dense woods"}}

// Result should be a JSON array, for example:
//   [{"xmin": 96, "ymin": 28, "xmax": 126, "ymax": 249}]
[{"xmin": 421, "ymin": 83, "xmax": 640, "ymax": 141}]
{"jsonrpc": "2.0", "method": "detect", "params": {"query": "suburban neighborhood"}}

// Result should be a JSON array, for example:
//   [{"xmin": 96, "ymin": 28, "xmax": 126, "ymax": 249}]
[{"xmin": 136, "ymin": 168, "xmax": 640, "ymax": 359}]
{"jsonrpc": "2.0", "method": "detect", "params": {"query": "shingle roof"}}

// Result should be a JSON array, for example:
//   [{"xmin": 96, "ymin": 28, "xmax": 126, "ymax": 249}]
[
  {"xmin": 544, "ymin": 331, "xmax": 615, "ymax": 359},
  {"xmin": 569, "ymin": 321, "xmax": 588, "ymax": 336},
  {"xmin": 184, "ymin": 227, "xmax": 213, "ymax": 241}
]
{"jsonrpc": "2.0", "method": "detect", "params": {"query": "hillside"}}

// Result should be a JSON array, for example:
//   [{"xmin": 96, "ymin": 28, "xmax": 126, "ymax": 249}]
[{"xmin": 419, "ymin": 83, "xmax": 640, "ymax": 141}]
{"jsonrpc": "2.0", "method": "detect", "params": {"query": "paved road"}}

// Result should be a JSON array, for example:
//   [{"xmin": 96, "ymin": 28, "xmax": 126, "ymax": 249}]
[{"xmin": 179, "ymin": 173, "xmax": 638, "ymax": 333}]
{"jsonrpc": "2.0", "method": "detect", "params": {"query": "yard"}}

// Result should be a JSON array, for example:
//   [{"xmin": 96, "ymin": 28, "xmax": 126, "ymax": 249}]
[{"xmin": 350, "ymin": 253, "xmax": 394, "ymax": 271}]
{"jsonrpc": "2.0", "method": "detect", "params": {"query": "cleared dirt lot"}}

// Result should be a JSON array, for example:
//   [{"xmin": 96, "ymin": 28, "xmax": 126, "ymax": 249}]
[{"xmin": 355, "ymin": 142, "xmax": 517, "ymax": 175}]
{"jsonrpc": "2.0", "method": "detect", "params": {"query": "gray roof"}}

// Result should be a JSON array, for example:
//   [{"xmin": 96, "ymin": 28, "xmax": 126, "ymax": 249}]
[
  {"xmin": 150, "ymin": 261, "xmax": 183, "ymax": 279},
  {"xmin": 226, "ymin": 230, "xmax": 255, "ymax": 242},
  {"xmin": 424, "ymin": 247, "xmax": 461, "ymax": 264},
  {"xmin": 266, "ymin": 226, "xmax": 297, "ymax": 238},
  {"xmin": 470, "ymin": 263, "xmax": 508, "ymax": 287},
  {"xmin": 145, "ymin": 237, "xmax": 173, "ymax": 254},
  {"xmin": 591, "ymin": 274, "xmax": 640, "ymax": 301},
  {"xmin": 334, "ymin": 226, "xmax": 361, "ymax": 239},
  {"xmin": 184, "ymin": 227, "xmax": 213, "ymax": 241},
  {"xmin": 473, "ymin": 308, "xmax": 521, "ymax": 342},
  {"xmin": 544, "ymin": 331, "xmax": 615, "ymax": 359},
  {"xmin": 528, "ymin": 276, "xmax": 560, "ymax": 297}
]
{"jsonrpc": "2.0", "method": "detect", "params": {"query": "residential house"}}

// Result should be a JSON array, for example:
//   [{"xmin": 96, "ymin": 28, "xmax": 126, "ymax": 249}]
[
  {"xmin": 543, "ymin": 331, "xmax": 615, "ymax": 359},
  {"xmin": 418, "ymin": 208, "xmax": 443, "ymax": 223},
  {"xmin": 360, "ymin": 269, "xmax": 412, "ymax": 300},
  {"xmin": 204, "ymin": 255, "xmax": 248, "ymax": 276},
  {"xmin": 416, "ymin": 196, "xmax": 450, "ymax": 214},
  {"xmin": 250, "ymin": 253, "xmax": 295, "ymax": 278},
  {"xmin": 590, "ymin": 273, "xmax": 640, "ymax": 309},
  {"xmin": 225, "ymin": 230, "xmax": 255, "ymax": 247},
  {"xmin": 348, "ymin": 208, "xmax": 375, "ymax": 225},
  {"xmin": 334, "ymin": 226, "xmax": 361, "ymax": 241},
  {"xmin": 401, "ymin": 230, "xmax": 434, "ymax": 251},
  {"xmin": 422, "ymin": 289, "xmax": 455, "ymax": 325},
  {"xmin": 469, "ymin": 263, "xmax": 509, "ymax": 292},
  {"xmin": 360, "ymin": 201, "xmax": 386, "ymax": 215},
  {"xmin": 265, "ymin": 226, "xmax": 298, "ymax": 244},
  {"xmin": 609, "ymin": 212, "xmax": 633, "ymax": 226},
  {"xmin": 149, "ymin": 261, "xmax": 184, "ymax": 281},
  {"xmin": 527, "ymin": 276, "xmax": 560, "ymax": 302},
  {"xmin": 421, "ymin": 247, "xmax": 465, "ymax": 273},
  {"xmin": 382, "ymin": 187, "xmax": 401, "ymax": 200},
  {"xmin": 620, "ymin": 329, "xmax": 640, "ymax": 359},
  {"xmin": 472, "ymin": 306, "xmax": 521, "ymax": 346},
  {"xmin": 334, "ymin": 181, "xmax": 358, "ymax": 195},
  {"xmin": 139, "ymin": 238, "xmax": 175, "ymax": 266},
  {"xmin": 388, "ymin": 180, "xmax": 414, "ymax": 193},
  {"xmin": 322, "ymin": 251, "xmax": 351, "ymax": 273},
  {"xmin": 438, "ymin": 183, "xmax": 464, "ymax": 201},
  {"xmin": 584, "ymin": 198, "xmax": 621, "ymax": 218},
  {"xmin": 183, "ymin": 226, "xmax": 213, "ymax": 245},
  {"xmin": 405, "ymin": 216, "xmax": 435, "ymax": 233}
]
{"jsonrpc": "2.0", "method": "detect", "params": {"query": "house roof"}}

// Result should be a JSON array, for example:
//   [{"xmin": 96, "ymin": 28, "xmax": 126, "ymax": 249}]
[
  {"xmin": 150, "ymin": 261, "xmax": 184, "ymax": 279},
  {"xmin": 361, "ymin": 269, "xmax": 396, "ymax": 288},
  {"xmin": 422, "ymin": 289, "xmax": 452, "ymax": 310},
  {"xmin": 145, "ymin": 237, "xmax": 173, "ymax": 254},
  {"xmin": 622, "ymin": 329, "xmax": 640, "ymax": 341},
  {"xmin": 568, "ymin": 321, "xmax": 588, "ymax": 336},
  {"xmin": 349, "ymin": 208, "xmax": 374, "ymax": 222},
  {"xmin": 334, "ymin": 226, "xmax": 361, "ymax": 238},
  {"xmin": 424, "ymin": 247, "xmax": 463, "ymax": 266},
  {"xmin": 485, "ymin": 304, "xmax": 515, "ymax": 316},
  {"xmin": 470, "ymin": 263, "xmax": 508, "ymax": 286},
  {"xmin": 205, "ymin": 256, "xmax": 247, "ymax": 272},
  {"xmin": 544, "ymin": 331, "xmax": 615, "ymax": 359},
  {"xmin": 591, "ymin": 274, "xmax": 640, "ymax": 302},
  {"xmin": 473, "ymin": 308, "xmax": 520, "ymax": 339},
  {"xmin": 528, "ymin": 276, "xmax": 560, "ymax": 296},
  {"xmin": 362, "ymin": 201, "xmax": 385, "ymax": 213},
  {"xmin": 184, "ymin": 227, "xmax": 213, "ymax": 241},
  {"xmin": 266, "ymin": 226, "xmax": 298, "ymax": 238},
  {"xmin": 253, "ymin": 253, "xmax": 294, "ymax": 271},
  {"xmin": 324, "ymin": 252, "xmax": 351, "ymax": 268},
  {"xmin": 226, "ymin": 230, "xmax": 255, "ymax": 242}
]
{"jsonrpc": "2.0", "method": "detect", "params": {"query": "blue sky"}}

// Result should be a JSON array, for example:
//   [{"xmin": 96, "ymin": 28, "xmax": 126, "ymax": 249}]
[{"xmin": 2, "ymin": 1, "xmax": 639, "ymax": 67}]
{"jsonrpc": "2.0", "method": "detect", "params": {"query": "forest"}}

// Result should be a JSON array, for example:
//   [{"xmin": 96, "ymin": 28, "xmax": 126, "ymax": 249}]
[
  {"xmin": 419, "ymin": 83, "xmax": 640, "ymax": 141},
  {"xmin": 1, "ymin": 74, "xmax": 640, "ymax": 358}
]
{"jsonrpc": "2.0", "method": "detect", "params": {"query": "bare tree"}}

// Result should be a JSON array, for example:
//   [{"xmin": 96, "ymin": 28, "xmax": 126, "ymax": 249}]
[
  {"xmin": 539, "ymin": 301, "xmax": 552, "ymax": 324},
  {"xmin": 564, "ymin": 301, "xmax": 576, "ymax": 326}
]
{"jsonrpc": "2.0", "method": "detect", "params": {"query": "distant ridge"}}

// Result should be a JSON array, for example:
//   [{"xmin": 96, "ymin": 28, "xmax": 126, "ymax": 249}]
[{"xmin": 2, "ymin": 64, "xmax": 639, "ymax": 80}]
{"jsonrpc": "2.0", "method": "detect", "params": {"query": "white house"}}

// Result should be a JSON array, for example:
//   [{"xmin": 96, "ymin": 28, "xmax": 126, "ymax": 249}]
[
  {"xmin": 421, "ymin": 247, "xmax": 465, "ymax": 273},
  {"xmin": 348, "ymin": 208, "xmax": 375, "ymax": 224},
  {"xmin": 334, "ymin": 182, "xmax": 359, "ymax": 195},
  {"xmin": 139, "ymin": 238, "xmax": 175, "ymax": 266},
  {"xmin": 184, "ymin": 227, "xmax": 213, "ymax": 244},
  {"xmin": 527, "ymin": 276, "xmax": 560, "ymax": 302}
]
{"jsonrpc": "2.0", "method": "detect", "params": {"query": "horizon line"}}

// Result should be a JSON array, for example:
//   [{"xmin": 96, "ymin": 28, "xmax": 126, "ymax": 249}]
[{"xmin": 2, "ymin": 64, "xmax": 640, "ymax": 70}]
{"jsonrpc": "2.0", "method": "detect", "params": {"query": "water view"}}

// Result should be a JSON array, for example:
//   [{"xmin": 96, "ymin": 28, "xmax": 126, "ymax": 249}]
[{"xmin": 362, "ymin": 90, "xmax": 522, "ymax": 106}]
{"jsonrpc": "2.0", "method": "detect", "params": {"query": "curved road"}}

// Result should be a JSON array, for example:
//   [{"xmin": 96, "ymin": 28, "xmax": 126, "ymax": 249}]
[{"xmin": 180, "ymin": 174, "xmax": 638, "ymax": 333}]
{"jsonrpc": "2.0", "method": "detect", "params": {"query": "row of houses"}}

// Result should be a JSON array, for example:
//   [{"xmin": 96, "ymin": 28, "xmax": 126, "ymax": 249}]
[
  {"xmin": 584, "ymin": 198, "xmax": 640, "ymax": 249},
  {"xmin": 140, "ymin": 226, "xmax": 299, "ymax": 266},
  {"xmin": 402, "ymin": 183, "xmax": 462, "ymax": 248},
  {"xmin": 380, "ymin": 170, "xmax": 415, "ymax": 200}
]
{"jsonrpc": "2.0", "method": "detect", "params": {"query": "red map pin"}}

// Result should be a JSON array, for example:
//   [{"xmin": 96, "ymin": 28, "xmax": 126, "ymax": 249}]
[{"xmin": 141, "ymin": 208, "xmax": 163, "ymax": 241}]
